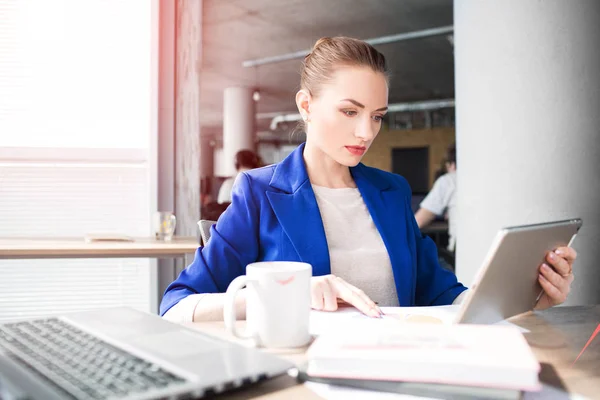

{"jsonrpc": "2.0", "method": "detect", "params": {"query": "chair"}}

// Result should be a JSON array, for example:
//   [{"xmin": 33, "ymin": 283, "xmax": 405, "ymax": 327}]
[
  {"xmin": 200, "ymin": 201, "xmax": 230, "ymax": 221},
  {"xmin": 198, "ymin": 219, "xmax": 216, "ymax": 246}
]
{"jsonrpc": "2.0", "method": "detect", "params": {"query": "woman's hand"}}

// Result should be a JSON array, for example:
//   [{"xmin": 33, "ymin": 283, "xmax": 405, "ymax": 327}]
[
  {"xmin": 535, "ymin": 247, "xmax": 577, "ymax": 310},
  {"xmin": 311, "ymin": 275, "xmax": 383, "ymax": 318}
]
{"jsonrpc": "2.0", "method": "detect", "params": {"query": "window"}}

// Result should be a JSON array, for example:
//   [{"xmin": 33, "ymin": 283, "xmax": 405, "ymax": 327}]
[{"xmin": 0, "ymin": 0, "xmax": 157, "ymax": 320}]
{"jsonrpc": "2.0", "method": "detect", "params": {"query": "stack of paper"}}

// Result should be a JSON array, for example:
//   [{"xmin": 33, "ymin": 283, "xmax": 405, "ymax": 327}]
[{"xmin": 306, "ymin": 323, "xmax": 540, "ymax": 394}]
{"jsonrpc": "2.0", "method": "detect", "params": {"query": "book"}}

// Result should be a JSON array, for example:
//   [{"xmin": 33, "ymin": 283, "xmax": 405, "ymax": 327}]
[{"xmin": 306, "ymin": 323, "xmax": 540, "ymax": 392}]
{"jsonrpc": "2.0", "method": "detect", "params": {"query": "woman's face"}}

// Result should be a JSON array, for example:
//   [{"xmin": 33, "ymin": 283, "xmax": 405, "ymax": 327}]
[{"xmin": 299, "ymin": 66, "xmax": 388, "ymax": 167}]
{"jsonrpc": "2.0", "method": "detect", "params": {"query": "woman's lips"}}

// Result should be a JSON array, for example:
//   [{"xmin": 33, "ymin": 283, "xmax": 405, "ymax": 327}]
[{"xmin": 345, "ymin": 146, "xmax": 366, "ymax": 156}]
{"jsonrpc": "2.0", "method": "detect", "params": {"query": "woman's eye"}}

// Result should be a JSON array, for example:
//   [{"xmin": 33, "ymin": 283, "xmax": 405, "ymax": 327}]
[
  {"xmin": 342, "ymin": 110, "xmax": 357, "ymax": 117},
  {"xmin": 372, "ymin": 115, "xmax": 383, "ymax": 122}
]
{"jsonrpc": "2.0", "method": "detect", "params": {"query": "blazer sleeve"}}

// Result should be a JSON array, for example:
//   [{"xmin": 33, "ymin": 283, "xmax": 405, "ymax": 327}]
[
  {"xmin": 403, "ymin": 184, "xmax": 467, "ymax": 306},
  {"xmin": 160, "ymin": 172, "xmax": 260, "ymax": 316}
]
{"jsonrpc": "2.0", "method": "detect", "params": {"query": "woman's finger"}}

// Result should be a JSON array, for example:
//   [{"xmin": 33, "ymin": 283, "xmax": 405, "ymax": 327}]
[
  {"xmin": 332, "ymin": 276, "xmax": 380, "ymax": 318},
  {"xmin": 546, "ymin": 251, "xmax": 572, "ymax": 276},
  {"xmin": 349, "ymin": 285, "xmax": 381, "ymax": 314},
  {"xmin": 311, "ymin": 280, "xmax": 325, "ymax": 310},
  {"xmin": 540, "ymin": 263, "xmax": 568, "ymax": 290},
  {"xmin": 554, "ymin": 247, "xmax": 577, "ymax": 264},
  {"xmin": 321, "ymin": 279, "xmax": 338, "ymax": 312},
  {"xmin": 539, "ymin": 274, "xmax": 567, "ymax": 305}
]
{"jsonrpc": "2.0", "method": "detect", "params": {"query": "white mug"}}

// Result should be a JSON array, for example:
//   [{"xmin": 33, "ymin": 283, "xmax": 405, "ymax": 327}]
[{"xmin": 224, "ymin": 261, "xmax": 312, "ymax": 348}]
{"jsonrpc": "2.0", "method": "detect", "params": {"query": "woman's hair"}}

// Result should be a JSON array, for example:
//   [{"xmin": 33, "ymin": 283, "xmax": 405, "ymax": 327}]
[
  {"xmin": 300, "ymin": 36, "xmax": 389, "ymax": 98},
  {"xmin": 234, "ymin": 149, "xmax": 260, "ymax": 170}
]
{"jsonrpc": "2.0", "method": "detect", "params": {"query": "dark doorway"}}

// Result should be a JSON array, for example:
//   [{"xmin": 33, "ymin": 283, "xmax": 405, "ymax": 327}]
[{"xmin": 391, "ymin": 147, "xmax": 429, "ymax": 195}]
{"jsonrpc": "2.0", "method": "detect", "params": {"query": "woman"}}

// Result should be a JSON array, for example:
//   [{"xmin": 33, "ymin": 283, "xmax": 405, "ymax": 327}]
[{"xmin": 161, "ymin": 37, "xmax": 576, "ymax": 322}]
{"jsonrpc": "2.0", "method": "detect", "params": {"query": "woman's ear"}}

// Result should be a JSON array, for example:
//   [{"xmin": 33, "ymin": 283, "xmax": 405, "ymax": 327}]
[{"xmin": 295, "ymin": 89, "xmax": 311, "ymax": 121}]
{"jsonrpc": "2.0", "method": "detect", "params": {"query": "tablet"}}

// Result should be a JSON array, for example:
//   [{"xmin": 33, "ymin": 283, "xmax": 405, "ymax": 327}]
[{"xmin": 455, "ymin": 218, "xmax": 582, "ymax": 325}]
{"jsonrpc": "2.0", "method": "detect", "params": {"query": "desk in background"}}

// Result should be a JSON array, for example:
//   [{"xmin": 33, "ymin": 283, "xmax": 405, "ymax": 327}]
[
  {"xmin": 0, "ymin": 236, "xmax": 199, "ymax": 263},
  {"xmin": 0, "ymin": 236, "xmax": 200, "ymax": 316},
  {"xmin": 420, "ymin": 220, "xmax": 449, "ymax": 247},
  {"xmin": 189, "ymin": 305, "xmax": 600, "ymax": 399}
]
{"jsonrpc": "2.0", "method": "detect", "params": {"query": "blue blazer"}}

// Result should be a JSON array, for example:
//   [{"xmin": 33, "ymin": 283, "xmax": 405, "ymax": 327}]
[{"xmin": 160, "ymin": 143, "xmax": 466, "ymax": 316}]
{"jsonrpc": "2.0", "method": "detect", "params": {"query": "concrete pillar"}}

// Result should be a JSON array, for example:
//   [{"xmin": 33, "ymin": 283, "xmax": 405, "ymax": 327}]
[
  {"xmin": 174, "ymin": 0, "xmax": 201, "ymax": 237},
  {"xmin": 223, "ymin": 87, "xmax": 255, "ymax": 177},
  {"xmin": 454, "ymin": 1, "xmax": 600, "ymax": 305}
]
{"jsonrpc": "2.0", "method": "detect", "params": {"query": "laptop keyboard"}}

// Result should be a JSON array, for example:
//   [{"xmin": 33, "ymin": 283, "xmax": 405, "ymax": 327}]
[{"xmin": 0, "ymin": 318, "xmax": 188, "ymax": 399}]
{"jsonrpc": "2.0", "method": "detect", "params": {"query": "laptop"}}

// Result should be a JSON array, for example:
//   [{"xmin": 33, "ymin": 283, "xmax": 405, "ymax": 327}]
[
  {"xmin": 454, "ymin": 218, "xmax": 582, "ymax": 325},
  {"xmin": 0, "ymin": 307, "xmax": 294, "ymax": 400}
]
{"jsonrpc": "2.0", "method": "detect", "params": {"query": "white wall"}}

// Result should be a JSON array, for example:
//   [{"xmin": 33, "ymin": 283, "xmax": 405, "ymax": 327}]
[
  {"xmin": 454, "ymin": 0, "xmax": 600, "ymax": 305},
  {"xmin": 214, "ymin": 146, "xmax": 227, "ymax": 178}
]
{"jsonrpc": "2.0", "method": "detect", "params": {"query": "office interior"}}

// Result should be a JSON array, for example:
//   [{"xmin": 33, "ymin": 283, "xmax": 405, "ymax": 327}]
[{"xmin": 0, "ymin": 0, "xmax": 599, "ymax": 399}]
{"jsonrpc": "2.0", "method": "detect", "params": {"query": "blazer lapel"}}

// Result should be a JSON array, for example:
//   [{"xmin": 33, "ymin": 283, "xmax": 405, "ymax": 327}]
[
  {"xmin": 352, "ymin": 165, "xmax": 413, "ymax": 305},
  {"xmin": 266, "ymin": 144, "xmax": 331, "ymax": 276}
]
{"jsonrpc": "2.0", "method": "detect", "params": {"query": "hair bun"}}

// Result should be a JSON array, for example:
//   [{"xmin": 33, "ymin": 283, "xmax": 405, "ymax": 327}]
[
  {"xmin": 305, "ymin": 37, "xmax": 332, "ymax": 61},
  {"xmin": 312, "ymin": 37, "xmax": 332, "ymax": 51},
  {"xmin": 300, "ymin": 36, "xmax": 388, "ymax": 98}
]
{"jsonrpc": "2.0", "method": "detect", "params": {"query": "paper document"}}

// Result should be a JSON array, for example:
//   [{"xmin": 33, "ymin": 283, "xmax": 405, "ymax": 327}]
[
  {"xmin": 310, "ymin": 305, "xmax": 529, "ymax": 335},
  {"xmin": 310, "ymin": 305, "xmax": 459, "ymax": 335},
  {"xmin": 305, "ymin": 382, "xmax": 441, "ymax": 400}
]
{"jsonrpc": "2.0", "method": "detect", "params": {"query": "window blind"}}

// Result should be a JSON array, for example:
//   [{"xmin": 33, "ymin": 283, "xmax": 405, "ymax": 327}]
[{"xmin": 0, "ymin": 0, "xmax": 156, "ymax": 321}]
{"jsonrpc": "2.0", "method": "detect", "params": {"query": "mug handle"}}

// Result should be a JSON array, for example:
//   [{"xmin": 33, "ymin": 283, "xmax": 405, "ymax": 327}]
[{"xmin": 224, "ymin": 275, "xmax": 256, "ymax": 341}]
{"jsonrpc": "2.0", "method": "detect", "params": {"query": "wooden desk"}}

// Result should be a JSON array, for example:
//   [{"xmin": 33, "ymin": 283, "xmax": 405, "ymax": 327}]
[
  {"xmin": 512, "ymin": 305, "xmax": 600, "ymax": 398},
  {"xmin": 189, "ymin": 305, "xmax": 600, "ymax": 399},
  {"xmin": 0, "ymin": 236, "xmax": 199, "ymax": 260}
]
